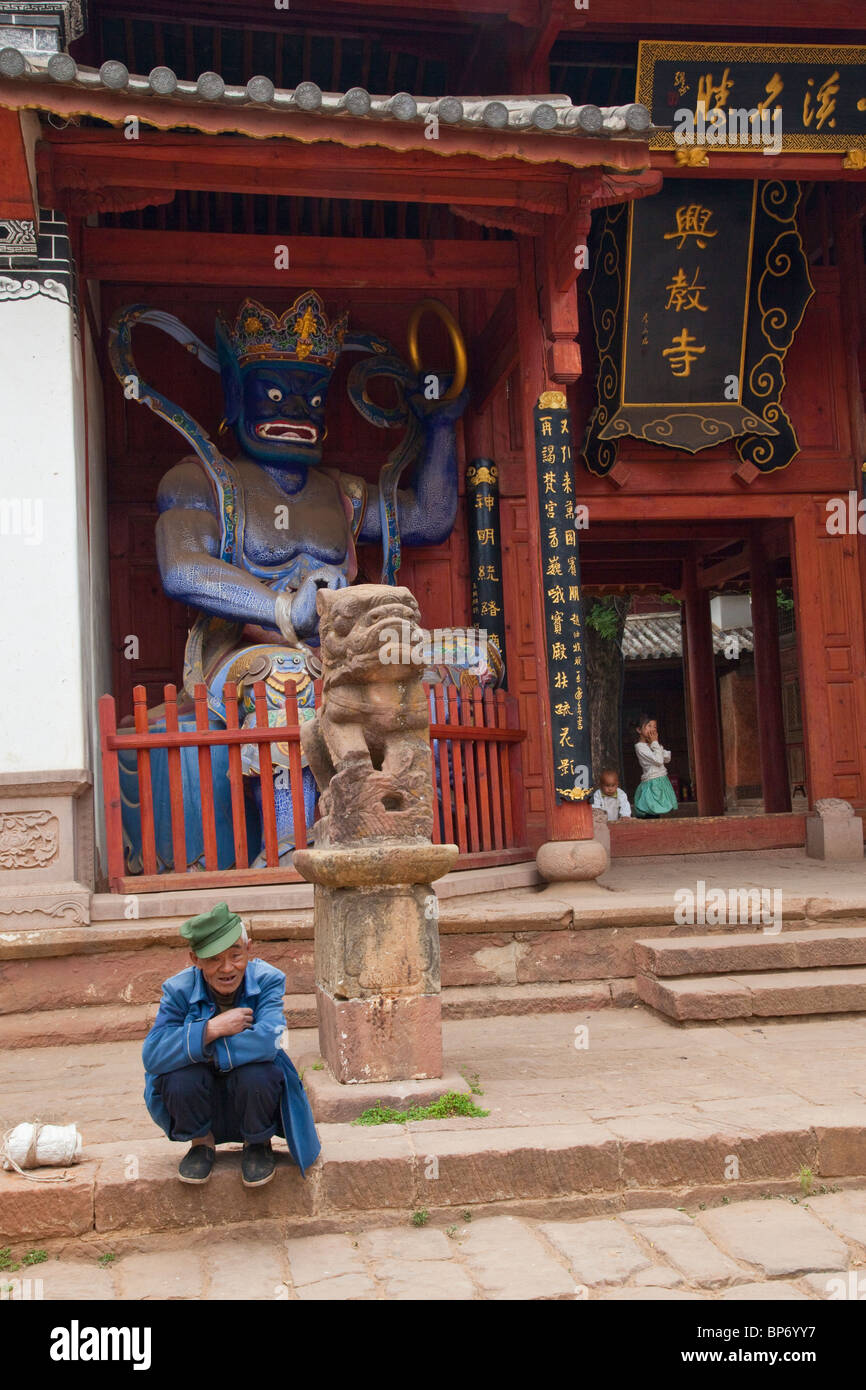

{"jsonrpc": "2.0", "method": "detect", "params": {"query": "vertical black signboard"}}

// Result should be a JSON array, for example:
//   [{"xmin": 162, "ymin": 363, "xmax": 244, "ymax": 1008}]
[{"xmin": 533, "ymin": 392, "xmax": 593, "ymax": 804}]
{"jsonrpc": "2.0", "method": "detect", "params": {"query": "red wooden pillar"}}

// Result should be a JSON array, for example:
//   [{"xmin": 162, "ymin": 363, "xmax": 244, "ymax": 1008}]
[
  {"xmin": 749, "ymin": 529, "xmax": 791, "ymax": 813},
  {"xmin": 682, "ymin": 558, "xmax": 725, "ymax": 817},
  {"xmin": 792, "ymin": 502, "xmax": 866, "ymax": 807},
  {"xmin": 514, "ymin": 235, "xmax": 592, "ymax": 844},
  {"xmin": 0, "ymin": 109, "xmax": 37, "ymax": 224}
]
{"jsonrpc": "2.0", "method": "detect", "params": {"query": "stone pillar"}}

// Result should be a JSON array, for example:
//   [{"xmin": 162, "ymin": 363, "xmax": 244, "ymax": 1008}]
[{"xmin": 294, "ymin": 584, "xmax": 457, "ymax": 1084}]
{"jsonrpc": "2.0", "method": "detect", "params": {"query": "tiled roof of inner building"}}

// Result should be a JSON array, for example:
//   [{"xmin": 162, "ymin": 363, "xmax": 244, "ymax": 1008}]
[
  {"xmin": 0, "ymin": 48, "xmax": 653, "ymax": 143},
  {"xmin": 623, "ymin": 612, "xmax": 754, "ymax": 663}
]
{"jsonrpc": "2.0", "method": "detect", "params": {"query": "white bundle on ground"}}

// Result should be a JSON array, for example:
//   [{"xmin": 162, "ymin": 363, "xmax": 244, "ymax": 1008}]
[{"xmin": 2, "ymin": 1122, "xmax": 81, "ymax": 1181}]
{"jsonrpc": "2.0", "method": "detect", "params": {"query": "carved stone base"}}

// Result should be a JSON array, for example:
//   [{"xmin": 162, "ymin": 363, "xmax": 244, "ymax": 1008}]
[
  {"xmin": 316, "ymin": 988, "xmax": 443, "ymax": 1083},
  {"xmin": 535, "ymin": 837, "xmax": 609, "ymax": 882},
  {"xmin": 806, "ymin": 800, "xmax": 864, "ymax": 862},
  {"xmin": 0, "ymin": 881, "xmax": 90, "ymax": 928},
  {"xmin": 299, "ymin": 1053, "xmax": 468, "ymax": 1119},
  {"xmin": 0, "ymin": 770, "xmax": 93, "ymax": 925}
]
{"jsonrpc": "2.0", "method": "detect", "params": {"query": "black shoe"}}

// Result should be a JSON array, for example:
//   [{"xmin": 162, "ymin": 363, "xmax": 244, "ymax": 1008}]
[
  {"xmin": 242, "ymin": 1141, "xmax": 276, "ymax": 1187},
  {"xmin": 178, "ymin": 1144, "xmax": 215, "ymax": 1185}
]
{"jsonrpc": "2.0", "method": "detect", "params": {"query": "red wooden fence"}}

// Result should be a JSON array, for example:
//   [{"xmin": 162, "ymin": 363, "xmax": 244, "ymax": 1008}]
[{"xmin": 98, "ymin": 680, "xmax": 529, "ymax": 893}]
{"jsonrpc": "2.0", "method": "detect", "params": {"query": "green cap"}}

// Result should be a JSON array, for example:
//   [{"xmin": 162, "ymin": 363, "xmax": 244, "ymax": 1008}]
[{"xmin": 180, "ymin": 902, "xmax": 244, "ymax": 958}]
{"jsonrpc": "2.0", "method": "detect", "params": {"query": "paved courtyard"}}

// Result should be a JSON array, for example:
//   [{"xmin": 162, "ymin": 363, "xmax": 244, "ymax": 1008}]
[
  {"xmin": 4, "ymin": 1006, "xmax": 866, "ymax": 1149},
  {"xmin": 5, "ymin": 1193, "xmax": 866, "ymax": 1301}
]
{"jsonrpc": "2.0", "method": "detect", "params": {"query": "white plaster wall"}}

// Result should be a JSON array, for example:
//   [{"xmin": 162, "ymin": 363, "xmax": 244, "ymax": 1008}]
[{"xmin": 0, "ymin": 293, "xmax": 90, "ymax": 772}]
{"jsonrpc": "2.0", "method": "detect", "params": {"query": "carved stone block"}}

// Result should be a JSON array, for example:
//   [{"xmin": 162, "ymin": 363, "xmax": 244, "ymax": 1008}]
[
  {"xmin": 314, "ymin": 882, "xmax": 440, "ymax": 1001},
  {"xmin": 316, "ymin": 990, "xmax": 443, "ymax": 1084}
]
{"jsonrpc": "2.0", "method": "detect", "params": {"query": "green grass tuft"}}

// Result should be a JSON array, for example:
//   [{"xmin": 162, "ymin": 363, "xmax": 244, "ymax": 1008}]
[{"xmin": 352, "ymin": 1091, "xmax": 489, "ymax": 1126}]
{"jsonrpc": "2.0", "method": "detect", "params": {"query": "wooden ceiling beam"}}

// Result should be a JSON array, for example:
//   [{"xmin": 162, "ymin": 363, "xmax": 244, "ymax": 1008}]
[
  {"xmin": 39, "ymin": 134, "xmax": 571, "ymax": 214},
  {"xmin": 557, "ymin": 0, "xmax": 864, "ymax": 29},
  {"xmin": 80, "ymin": 226, "xmax": 519, "ymax": 289},
  {"xmin": 574, "ymin": 521, "xmax": 750, "ymax": 542}
]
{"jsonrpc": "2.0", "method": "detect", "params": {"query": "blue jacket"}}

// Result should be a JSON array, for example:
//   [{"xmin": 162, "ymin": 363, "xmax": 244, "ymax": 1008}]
[{"xmin": 142, "ymin": 957, "xmax": 321, "ymax": 1176}]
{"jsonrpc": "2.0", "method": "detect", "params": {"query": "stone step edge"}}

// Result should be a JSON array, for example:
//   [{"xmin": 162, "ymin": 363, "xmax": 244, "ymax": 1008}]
[
  {"xmin": 637, "ymin": 968, "xmax": 866, "ymax": 1022},
  {"xmin": 7, "ymin": 897, "xmax": 866, "ymax": 962},
  {"xmin": 3, "ymin": 1113, "xmax": 864, "ymax": 1244},
  {"xmin": 635, "ymin": 926, "xmax": 866, "ymax": 978},
  {"xmin": 0, "ymin": 981, "xmax": 640, "ymax": 1049}
]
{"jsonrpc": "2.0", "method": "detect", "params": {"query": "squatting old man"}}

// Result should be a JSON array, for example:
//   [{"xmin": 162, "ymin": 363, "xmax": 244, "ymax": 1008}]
[{"xmin": 142, "ymin": 903, "xmax": 320, "ymax": 1186}]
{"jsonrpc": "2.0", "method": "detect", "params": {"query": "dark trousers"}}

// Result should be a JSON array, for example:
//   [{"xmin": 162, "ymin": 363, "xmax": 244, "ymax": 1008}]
[{"xmin": 155, "ymin": 1061, "xmax": 283, "ymax": 1146}]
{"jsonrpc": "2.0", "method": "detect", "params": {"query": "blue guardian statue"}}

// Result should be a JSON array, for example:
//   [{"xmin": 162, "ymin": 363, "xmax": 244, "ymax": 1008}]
[{"xmin": 109, "ymin": 291, "xmax": 489, "ymax": 871}]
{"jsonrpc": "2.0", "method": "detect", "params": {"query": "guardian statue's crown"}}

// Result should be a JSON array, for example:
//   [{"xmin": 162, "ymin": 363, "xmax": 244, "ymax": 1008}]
[{"xmin": 219, "ymin": 291, "xmax": 348, "ymax": 368}]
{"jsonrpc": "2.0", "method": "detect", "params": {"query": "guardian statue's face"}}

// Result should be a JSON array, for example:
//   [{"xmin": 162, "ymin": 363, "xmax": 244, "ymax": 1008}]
[
  {"xmin": 215, "ymin": 292, "xmax": 346, "ymax": 472},
  {"xmin": 235, "ymin": 361, "xmax": 332, "ymax": 467}
]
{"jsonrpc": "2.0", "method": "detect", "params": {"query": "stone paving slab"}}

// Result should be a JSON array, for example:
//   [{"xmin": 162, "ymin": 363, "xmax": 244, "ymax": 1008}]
[
  {"xmin": 698, "ymin": 1199, "xmax": 851, "ymax": 1278},
  {"xmin": 538, "ymin": 1217, "xmax": 651, "ymax": 1285},
  {"xmin": 9, "ymin": 1191, "xmax": 866, "ymax": 1301}
]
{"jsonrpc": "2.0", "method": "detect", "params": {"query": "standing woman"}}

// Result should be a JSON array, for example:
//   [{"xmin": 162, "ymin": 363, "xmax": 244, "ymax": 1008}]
[{"xmin": 633, "ymin": 715, "xmax": 678, "ymax": 818}]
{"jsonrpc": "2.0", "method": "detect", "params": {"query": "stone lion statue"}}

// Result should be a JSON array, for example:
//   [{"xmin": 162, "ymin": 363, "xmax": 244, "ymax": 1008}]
[{"xmin": 300, "ymin": 584, "xmax": 434, "ymax": 845}]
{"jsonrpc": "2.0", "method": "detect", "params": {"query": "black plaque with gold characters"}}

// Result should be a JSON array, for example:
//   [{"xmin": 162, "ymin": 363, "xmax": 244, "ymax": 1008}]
[
  {"xmin": 466, "ymin": 459, "xmax": 507, "ymax": 684},
  {"xmin": 582, "ymin": 180, "xmax": 814, "ymax": 475},
  {"xmin": 533, "ymin": 393, "xmax": 592, "ymax": 804},
  {"xmin": 637, "ymin": 42, "xmax": 866, "ymax": 162}
]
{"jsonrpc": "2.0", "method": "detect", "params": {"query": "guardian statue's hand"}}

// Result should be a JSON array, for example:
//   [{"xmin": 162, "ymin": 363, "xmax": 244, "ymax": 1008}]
[
  {"xmin": 406, "ymin": 380, "xmax": 469, "ymax": 427},
  {"xmin": 290, "ymin": 568, "xmax": 349, "ymax": 640}
]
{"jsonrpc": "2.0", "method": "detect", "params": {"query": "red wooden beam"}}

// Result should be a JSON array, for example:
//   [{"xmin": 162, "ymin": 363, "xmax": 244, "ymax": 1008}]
[
  {"xmin": 651, "ymin": 151, "xmax": 866, "ymax": 182},
  {"xmin": 81, "ymin": 227, "xmax": 519, "ymax": 289},
  {"xmin": 559, "ymin": 0, "xmax": 864, "ymax": 29},
  {"xmin": 553, "ymin": 169, "xmax": 663, "ymax": 295},
  {"xmin": 0, "ymin": 109, "xmax": 36, "ymax": 222},
  {"xmin": 39, "ymin": 132, "xmax": 573, "ymax": 215},
  {"xmin": 539, "ymin": 219, "xmax": 580, "ymax": 383}
]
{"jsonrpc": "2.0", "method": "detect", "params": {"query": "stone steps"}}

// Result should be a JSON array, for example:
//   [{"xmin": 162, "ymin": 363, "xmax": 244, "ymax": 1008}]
[
  {"xmin": 636, "ymin": 927, "xmax": 866, "ymax": 1021},
  {"xmin": 0, "ymin": 980, "xmax": 639, "ymax": 1049},
  {"xmin": 4, "ymin": 1108, "xmax": 865, "ymax": 1247}
]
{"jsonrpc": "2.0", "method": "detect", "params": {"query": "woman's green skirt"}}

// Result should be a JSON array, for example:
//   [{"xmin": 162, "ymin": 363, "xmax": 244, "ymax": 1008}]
[{"xmin": 634, "ymin": 775, "xmax": 678, "ymax": 818}]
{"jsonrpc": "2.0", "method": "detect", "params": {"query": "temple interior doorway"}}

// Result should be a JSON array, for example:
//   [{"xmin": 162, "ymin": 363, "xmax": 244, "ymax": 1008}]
[{"xmin": 582, "ymin": 518, "xmax": 802, "ymax": 821}]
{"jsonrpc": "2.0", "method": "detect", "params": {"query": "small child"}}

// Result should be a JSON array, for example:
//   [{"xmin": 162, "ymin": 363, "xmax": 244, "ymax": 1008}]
[
  {"xmin": 633, "ymin": 714, "xmax": 678, "ymax": 818},
  {"xmin": 591, "ymin": 767, "xmax": 632, "ymax": 822}
]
